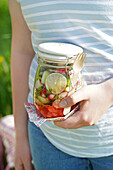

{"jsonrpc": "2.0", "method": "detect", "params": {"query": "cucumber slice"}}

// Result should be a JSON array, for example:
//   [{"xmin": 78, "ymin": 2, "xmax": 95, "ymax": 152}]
[
  {"xmin": 41, "ymin": 70, "xmax": 50, "ymax": 84},
  {"xmin": 38, "ymin": 96, "xmax": 50, "ymax": 104},
  {"xmin": 34, "ymin": 98, "xmax": 42, "ymax": 105},
  {"xmin": 35, "ymin": 79, "xmax": 43, "ymax": 88}
]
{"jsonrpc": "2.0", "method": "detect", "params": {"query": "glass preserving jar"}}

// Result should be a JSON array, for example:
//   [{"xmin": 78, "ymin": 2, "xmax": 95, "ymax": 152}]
[{"xmin": 33, "ymin": 42, "xmax": 83, "ymax": 118}]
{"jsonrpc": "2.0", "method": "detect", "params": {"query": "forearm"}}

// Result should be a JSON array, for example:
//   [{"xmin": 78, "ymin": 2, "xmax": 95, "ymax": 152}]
[
  {"xmin": 11, "ymin": 52, "xmax": 32, "ymax": 139},
  {"xmin": 101, "ymin": 78, "xmax": 113, "ymax": 106},
  {"xmin": 8, "ymin": 0, "xmax": 35, "ymax": 139}
]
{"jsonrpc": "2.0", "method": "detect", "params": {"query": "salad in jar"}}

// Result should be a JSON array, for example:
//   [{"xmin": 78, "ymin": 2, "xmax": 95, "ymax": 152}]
[{"xmin": 33, "ymin": 42, "xmax": 83, "ymax": 118}]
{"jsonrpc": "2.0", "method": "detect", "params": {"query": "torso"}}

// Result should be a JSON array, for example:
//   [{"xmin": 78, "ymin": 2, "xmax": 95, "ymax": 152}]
[{"xmin": 19, "ymin": 0, "xmax": 113, "ymax": 157}]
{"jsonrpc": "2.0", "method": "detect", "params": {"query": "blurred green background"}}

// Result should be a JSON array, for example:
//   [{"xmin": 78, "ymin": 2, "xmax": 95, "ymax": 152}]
[{"xmin": 0, "ymin": 0, "xmax": 12, "ymax": 118}]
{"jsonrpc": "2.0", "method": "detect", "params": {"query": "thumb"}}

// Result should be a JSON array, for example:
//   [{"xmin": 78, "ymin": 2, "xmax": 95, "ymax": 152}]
[{"xmin": 59, "ymin": 87, "xmax": 87, "ymax": 108}]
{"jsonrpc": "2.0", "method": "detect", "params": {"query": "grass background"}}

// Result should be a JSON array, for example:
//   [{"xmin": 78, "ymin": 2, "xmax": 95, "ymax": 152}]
[{"xmin": 0, "ymin": 0, "xmax": 12, "ymax": 118}]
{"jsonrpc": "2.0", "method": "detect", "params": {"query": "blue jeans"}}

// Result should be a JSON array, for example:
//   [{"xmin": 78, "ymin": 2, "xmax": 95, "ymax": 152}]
[{"xmin": 28, "ymin": 121, "xmax": 113, "ymax": 170}]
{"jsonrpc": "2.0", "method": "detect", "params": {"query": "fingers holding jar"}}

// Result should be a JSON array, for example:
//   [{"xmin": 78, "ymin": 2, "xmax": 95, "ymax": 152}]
[
  {"xmin": 54, "ymin": 83, "xmax": 112, "ymax": 129},
  {"xmin": 59, "ymin": 88, "xmax": 86, "ymax": 108}
]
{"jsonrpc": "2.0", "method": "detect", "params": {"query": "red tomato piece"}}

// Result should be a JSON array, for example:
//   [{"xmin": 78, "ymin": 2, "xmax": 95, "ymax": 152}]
[{"xmin": 46, "ymin": 112, "xmax": 53, "ymax": 118}]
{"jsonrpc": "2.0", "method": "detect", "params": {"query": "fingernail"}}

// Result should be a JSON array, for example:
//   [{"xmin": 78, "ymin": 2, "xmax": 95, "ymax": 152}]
[{"xmin": 60, "ymin": 100, "xmax": 67, "ymax": 107}]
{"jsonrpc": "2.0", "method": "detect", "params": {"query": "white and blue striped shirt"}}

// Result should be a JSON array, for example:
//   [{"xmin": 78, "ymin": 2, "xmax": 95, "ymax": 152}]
[{"xmin": 18, "ymin": 0, "xmax": 113, "ymax": 157}]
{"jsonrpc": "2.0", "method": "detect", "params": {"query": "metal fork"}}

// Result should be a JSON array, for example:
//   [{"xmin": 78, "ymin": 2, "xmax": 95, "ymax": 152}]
[{"xmin": 71, "ymin": 53, "xmax": 87, "ymax": 88}]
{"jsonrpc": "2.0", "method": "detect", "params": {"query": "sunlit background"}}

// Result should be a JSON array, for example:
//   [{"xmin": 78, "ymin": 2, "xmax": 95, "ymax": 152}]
[{"xmin": 0, "ymin": 0, "xmax": 12, "ymax": 118}]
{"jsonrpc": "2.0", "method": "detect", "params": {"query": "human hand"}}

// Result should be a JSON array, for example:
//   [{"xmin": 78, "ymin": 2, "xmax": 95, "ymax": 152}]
[
  {"xmin": 14, "ymin": 137, "xmax": 34, "ymax": 170},
  {"xmin": 54, "ymin": 82, "xmax": 112, "ymax": 129}
]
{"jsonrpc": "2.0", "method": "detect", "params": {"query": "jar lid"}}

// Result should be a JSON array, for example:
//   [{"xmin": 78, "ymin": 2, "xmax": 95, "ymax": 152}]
[{"xmin": 37, "ymin": 42, "xmax": 83, "ymax": 62}]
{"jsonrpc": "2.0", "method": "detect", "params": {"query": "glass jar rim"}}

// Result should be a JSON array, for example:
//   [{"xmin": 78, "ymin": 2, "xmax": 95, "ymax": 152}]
[
  {"xmin": 38, "ymin": 51, "xmax": 76, "ymax": 63},
  {"xmin": 37, "ymin": 42, "xmax": 83, "ymax": 62}
]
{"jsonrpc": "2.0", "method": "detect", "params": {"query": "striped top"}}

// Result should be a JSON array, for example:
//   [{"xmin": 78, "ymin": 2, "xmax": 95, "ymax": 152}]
[{"xmin": 19, "ymin": 0, "xmax": 113, "ymax": 157}]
